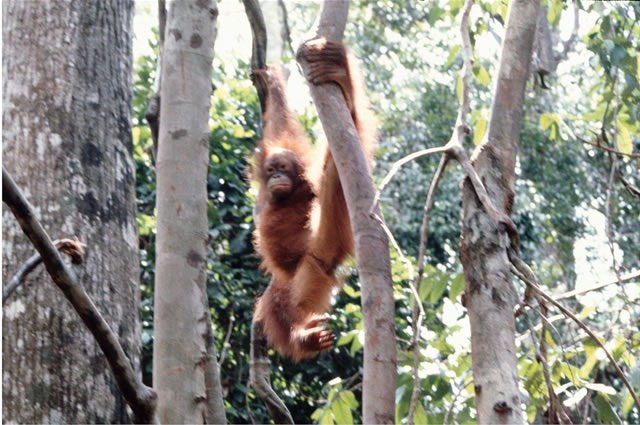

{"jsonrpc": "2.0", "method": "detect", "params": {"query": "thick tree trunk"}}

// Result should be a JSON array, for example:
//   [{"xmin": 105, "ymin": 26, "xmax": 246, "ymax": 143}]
[
  {"xmin": 152, "ymin": 0, "xmax": 224, "ymax": 423},
  {"xmin": 459, "ymin": 0, "xmax": 539, "ymax": 423},
  {"xmin": 2, "ymin": 0, "xmax": 140, "ymax": 423}
]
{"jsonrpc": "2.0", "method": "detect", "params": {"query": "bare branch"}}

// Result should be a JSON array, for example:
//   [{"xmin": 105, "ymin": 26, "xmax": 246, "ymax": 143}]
[
  {"xmin": 576, "ymin": 134, "xmax": 640, "ymax": 159},
  {"xmin": 277, "ymin": 0, "xmax": 296, "ymax": 59},
  {"xmin": 248, "ymin": 321, "xmax": 294, "ymax": 424},
  {"xmin": 555, "ymin": 270, "xmax": 640, "ymax": 300},
  {"xmin": 408, "ymin": 155, "xmax": 449, "ymax": 424},
  {"xmin": 511, "ymin": 265, "xmax": 640, "ymax": 412},
  {"xmin": 3, "ymin": 238, "xmax": 85, "ymax": 304},
  {"xmin": 521, "ymin": 309, "xmax": 571, "ymax": 424},
  {"xmin": 242, "ymin": 0, "xmax": 268, "ymax": 114},
  {"xmin": 2, "ymin": 167, "xmax": 157, "ymax": 423},
  {"xmin": 372, "ymin": 146, "xmax": 450, "ymax": 212},
  {"xmin": 218, "ymin": 316, "xmax": 235, "ymax": 368}
]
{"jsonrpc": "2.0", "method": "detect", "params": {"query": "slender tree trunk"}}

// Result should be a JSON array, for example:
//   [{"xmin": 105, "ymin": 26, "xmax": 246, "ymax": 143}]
[
  {"xmin": 297, "ymin": 1, "xmax": 396, "ymax": 423},
  {"xmin": 459, "ymin": 0, "xmax": 539, "ymax": 423},
  {"xmin": 2, "ymin": 0, "xmax": 140, "ymax": 422},
  {"xmin": 152, "ymin": 0, "xmax": 223, "ymax": 423}
]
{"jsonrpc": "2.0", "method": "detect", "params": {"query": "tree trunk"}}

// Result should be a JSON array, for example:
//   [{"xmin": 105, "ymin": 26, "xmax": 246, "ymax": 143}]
[
  {"xmin": 152, "ymin": 0, "xmax": 223, "ymax": 423},
  {"xmin": 2, "ymin": 0, "xmax": 140, "ymax": 423},
  {"xmin": 297, "ymin": 1, "xmax": 396, "ymax": 423},
  {"xmin": 459, "ymin": 0, "xmax": 539, "ymax": 423}
]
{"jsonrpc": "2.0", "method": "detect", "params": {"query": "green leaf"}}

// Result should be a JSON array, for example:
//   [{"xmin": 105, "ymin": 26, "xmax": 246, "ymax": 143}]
[
  {"xmin": 320, "ymin": 408, "xmax": 335, "ymax": 425},
  {"xmin": 419, "ymin": 276, "xmax": 431, "ymax": 302},
  {"xmin": 413, "ymin": 402, "xmax": 428, "ymax": 425},
  {"xmin": 563, "ymin": 387, "xmax": 588, "ymax": 407},
  {"xmin": 350, "ymin": 330, "xmax": 364, "ymax": 355},
  {"xmin": 449, "ymin": 273, "xmax": 465, "ymax": 301},
  {"xmin": 547, "ymin": 0, "xmax": 563, "ymax": 27},
  {"xmin": 540, "ymin": 113, "xmax": 553, "ymax": 130},
  {"xmin": 331, "ymin": 398, "xmax": 353, "ymax": 425},
  {"xmin": 341, "ymin": 391, "xmax": 358, "ymax": 409},
  {"xmin": 311, "ymin": 408, "xmax": 323, "ymax": 422},
  {"xmin": 623, "ymin": 390, "xmax": 634, "ymax": 416},
  {"xmin": 526, "ymin": 404, "xmax": 537, "ymax": 423},
  {"xmin": 475, "ymin": 66, "xmax": 490, "ymax": 86},
  {"xmin": 579, "ymin": 338, "xmax": 600, "ymax": 379},
  {"xmin": 337, "ymin": 331, "xmax": 356, "ymax": 346},
  {"xmin": 603, "ymin": 39, "xmax": 615, "ymax": 52},
  {"xmin": 430, "ymin": 274, "xmax": 448, "ymax": 304},
  {"xmin": 617, "ymin": 122, "xmax": 633, "ymax": 154},
  {"xmin": 445, "ymin": 45, "xmax": 461, "ymax": 69},
  {"xmin": 610, "ymin": 45, "xmax": 626, "ymax": 65},
  {"xmin": 474, "ymin": 117, "xmax": 487, "ymax": 145},
  {"xmin": 584, "ymin": 382, "xmax": 616, "ymax": 395},
  {"xmin": 456, "ymin": 75, "xmax": 463, "ymax": 104},
  {"xmin": 594, "ymin": 394, "xmax": 621, "ymax": 424}
]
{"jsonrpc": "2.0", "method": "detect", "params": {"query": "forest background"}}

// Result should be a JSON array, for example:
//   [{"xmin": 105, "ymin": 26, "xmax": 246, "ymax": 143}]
[{"xmin": 2, "ymin": 0, "xmax": 639, "ymax": 424}]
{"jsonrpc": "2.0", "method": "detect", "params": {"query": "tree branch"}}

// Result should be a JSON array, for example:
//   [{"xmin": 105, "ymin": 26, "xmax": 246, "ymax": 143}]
[
  {"xmin": 242, "ymin": 0, "xmax": 268, "ymax": 114},
  {"xmin": 2, "ymin": 167, "xmax": 157, "ymax": 424},
  {"xmin": 248, "ymin": 321, "xmax": 294, "ymax": 424},
  {"xmin": 511, "ymin": 265, "xmax": 640, "ymax": 412},
  {"xmin": 3, "ymin": 238, "xmax": 85, "ymax": 304},
  {"xmin": 555, "ymin": 270, "xmax": 640, "ymax": 301},
  {"xmin": 576, "ymin": 134, "xmax": 640, "ymax": 159}
]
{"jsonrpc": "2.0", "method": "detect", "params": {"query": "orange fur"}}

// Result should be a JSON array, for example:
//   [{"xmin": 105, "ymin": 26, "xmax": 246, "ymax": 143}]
[{"xmin": 251, "ymin": 40, "xmax": 377, "ymax": 361}]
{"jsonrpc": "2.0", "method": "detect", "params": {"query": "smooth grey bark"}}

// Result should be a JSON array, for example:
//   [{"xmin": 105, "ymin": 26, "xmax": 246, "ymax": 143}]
[
  {"xmin": 152, "ymin": 0, "xmax": 225, "ymax": 423},
  {"xmin": 297, "ymin": 1, "xmax": 396, "ymax": 423},
  {"xmin": 459, "ymin": 0, "xmax": 540, "ymax": 423},
  {"xmin": 2, "ymin": 0, "xmax": 141, "ymax": 423}
]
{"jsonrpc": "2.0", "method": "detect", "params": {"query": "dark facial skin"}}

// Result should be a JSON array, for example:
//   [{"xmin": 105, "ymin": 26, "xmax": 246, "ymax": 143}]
[{"xmin": 264, "ymin": 150, "xmax": 300, "ymax": 200}]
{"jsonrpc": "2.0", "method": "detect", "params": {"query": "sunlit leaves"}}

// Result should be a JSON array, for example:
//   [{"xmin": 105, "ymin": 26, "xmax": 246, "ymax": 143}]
[
  {"xmin": 473, "ymin": 116, "xmax": 486, "ymax": 145},
  {"xmin": 617, "ymin": 122, "xmax": 633, "ymax": 155},
  {"xmin": 312, "ymin": 380, "xmax": 358, "ymax": 425},
  {"xmin": 472, "ymin": 64, "xmax": 490, "ymax": 86},
  {"xmin": 445, "ymin": 44, "xmax": 461, "ymax": 69},
  {"xmin": 540, "ymin": 112, "xmax": 561, "ymax": 141}
]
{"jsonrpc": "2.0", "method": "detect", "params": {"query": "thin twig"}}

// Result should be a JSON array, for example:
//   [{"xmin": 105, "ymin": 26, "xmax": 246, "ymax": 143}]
[
  {"xmin": 407, "ymin": 156, "xmax": 449, "ymax": 424},
  {"xmin": 3, "ymin": 238, "xmax": 85, "ymax": 304},
  {"xmin": 372, "ymin": 145, "xmax": 450, "ymax": 212},
  {"xmin": 555, "ymin": 270, "xmax": 640, "ymax": 300},
  {"xmin": 370, "ymin": 213, "xmax": 420, "ymax": 315},
  {"xmin": 510, "ymin": 265, "xmax": 640, "ymax": 412},
  {"xmin": 576, "ymin": 134, "xmax": 640, "ymax": 159},
  {"xmin": 443, "ymin": 374, "xmax": 472, "ymax": 425},
  {"xmin": 520, "ymin": 300, "xmax": 571, "ymax": 424},
  {"xmin": 218, "ymin": 316, "xmax": 235, "ymax": 367}
]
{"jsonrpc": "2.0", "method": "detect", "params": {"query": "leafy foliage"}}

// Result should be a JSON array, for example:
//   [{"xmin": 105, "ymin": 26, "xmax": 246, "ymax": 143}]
[{"xmin": 131, "ymin": 1, "xmax": 639, "ymax": 423}]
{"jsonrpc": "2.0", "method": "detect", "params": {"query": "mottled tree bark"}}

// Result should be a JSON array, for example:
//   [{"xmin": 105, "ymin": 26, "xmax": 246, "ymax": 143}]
[
  {"xmin": 2, "ymin": 0, "xmax": 140, "ymax": 423},
  {"xmin": 152, "ymin": 0, "xmax": 225, "ymax": 423},
  {"xmin": 459, "ymin": 0, "xmax": 540, "ymax": 423}
]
